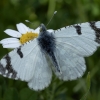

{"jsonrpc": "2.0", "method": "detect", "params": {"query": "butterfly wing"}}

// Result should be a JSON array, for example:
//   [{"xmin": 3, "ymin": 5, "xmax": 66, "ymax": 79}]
[
  {"xmin": 0, "ymin": 39, "xmax": 52, "ymax": 90},
  {"xmin": 53, "ymin": 21, "xmax": 100, "ymax": 80},
  {"xmin": 54, "ymin": 43, "xmax": 86, "ymax": 80},
  {"xmin": 28, "ymin": 50, "xmax": 52, "ymax": 90}
]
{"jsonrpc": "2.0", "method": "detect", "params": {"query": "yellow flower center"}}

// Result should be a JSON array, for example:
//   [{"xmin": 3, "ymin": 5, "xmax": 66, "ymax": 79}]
[{"xmin": 20, "ymin": 32, "xmax": 38, "ymax": 44}]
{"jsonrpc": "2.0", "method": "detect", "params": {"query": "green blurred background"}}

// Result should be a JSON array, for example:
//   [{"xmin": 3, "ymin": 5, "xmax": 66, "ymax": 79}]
[{"xmin": 0, "ymin": 0, "xmax": 100, "ymax": 100}]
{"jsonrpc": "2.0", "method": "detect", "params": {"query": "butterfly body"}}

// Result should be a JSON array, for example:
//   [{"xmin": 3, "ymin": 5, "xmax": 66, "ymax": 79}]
[
  {"xmin": 38, "ymin": 24, "xmax": 56, "ymax": 54},
  {"xmin": 37, "ymin": 24, "xmax": 61, "ymax": 73}
]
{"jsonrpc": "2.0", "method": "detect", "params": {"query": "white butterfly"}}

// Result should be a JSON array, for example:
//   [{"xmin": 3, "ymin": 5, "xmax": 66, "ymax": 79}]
[{"xmin": 0, "ymin": 21, "xmax": 100, "ymax": 91}]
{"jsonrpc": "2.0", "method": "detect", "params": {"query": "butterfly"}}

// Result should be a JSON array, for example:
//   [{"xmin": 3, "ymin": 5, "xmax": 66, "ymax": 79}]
[{"xmin": 0, "ymin": 21, "xmax": 100, "ymax": 91}]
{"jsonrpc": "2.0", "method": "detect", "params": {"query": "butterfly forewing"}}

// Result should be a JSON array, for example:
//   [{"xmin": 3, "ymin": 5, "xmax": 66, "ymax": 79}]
[
  {"xmin": 0, "ymin": 39, "xmax": 38, "ymax": 80},
  {"xmin": 54, "ymin": 21, "xmax": 100, "ymax": 57}
]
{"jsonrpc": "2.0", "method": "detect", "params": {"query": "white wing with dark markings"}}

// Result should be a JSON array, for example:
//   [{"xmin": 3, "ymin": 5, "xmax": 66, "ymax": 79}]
[
  {"xmin": 0, "ymin": 39, "xmax": 52, "ymax": 90},
  {"xmin": 53, "ymin": 21, "xmax": 100, "ymax": 80}
]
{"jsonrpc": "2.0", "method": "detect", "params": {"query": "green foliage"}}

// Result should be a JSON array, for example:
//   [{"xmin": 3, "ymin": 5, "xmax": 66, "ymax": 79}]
[
  {"xmin": 0, "ymin": 0, "xmax": 100, "ymax": 100},
  {"xmin": 80, "ymin": 72, "xmax": 91, "ymax": 100}
]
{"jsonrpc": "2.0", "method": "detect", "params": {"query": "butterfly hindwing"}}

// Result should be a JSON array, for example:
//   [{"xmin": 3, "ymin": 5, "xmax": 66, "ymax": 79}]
[
  {"xmin": 28, "ymin": 49, "xmax": 52, "ymax": 90},
  {"xmin": 54, "ymin": 42, "xmax": 86, "ymax": 80}
]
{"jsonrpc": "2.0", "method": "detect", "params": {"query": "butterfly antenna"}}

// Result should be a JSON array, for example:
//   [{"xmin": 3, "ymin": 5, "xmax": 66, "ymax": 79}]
[{"xmin": 46, "ymin": 11, "xmax": 57, "ymax": 27}]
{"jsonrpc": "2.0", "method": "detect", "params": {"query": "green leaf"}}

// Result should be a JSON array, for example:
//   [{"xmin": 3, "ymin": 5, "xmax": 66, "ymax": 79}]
[
  {"xmin": 3, "ymin": 88, "xmax": 19, "ymax": 100},
  {"xmin": 80, "ymin": 72, "xmax": 91, "ymax": 100},
  {"xmin": 20, "ymin": 88, "xmax": 38, "ymax": 100},
  {"xmin": 0, "ymin": 86, "xmax": 2, "ymax": 98},
  {"xmin": 86, "ymin": 72, "xmax": 91, "ymax": 90}
]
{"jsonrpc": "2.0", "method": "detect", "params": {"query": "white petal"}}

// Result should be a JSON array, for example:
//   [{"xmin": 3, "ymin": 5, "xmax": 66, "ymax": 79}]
[
  {"xmin": 3, "ymin": 42, "xmax": 21, "ymax": 48},
  {"xmin": 16, "ymin": 23, "xmax": 29, "ymax": 34},
  {"xmin": 28, "ymin": 27, "xmax": 40, "ymax": 34},
  {"xmin": 47, "ymin": 29, "xmax": 54, "ymax": 33},
  {"xmin": 34, "ymin": 27, "xmax": 40, "ymax": 33},
  {"xmin": 4, "ymin": 29, "xmax": 21, "ymax": 37},
  {"xmin": 0, "ymin": 38, "xmax": 20, "ymax": 44},
  {"xmin": 28, "ymin": 29, "xmax": 35, "ymax": 33}
]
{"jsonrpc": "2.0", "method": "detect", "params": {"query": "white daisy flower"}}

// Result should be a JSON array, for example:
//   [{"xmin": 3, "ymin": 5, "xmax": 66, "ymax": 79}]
[{"xmin": 0, "ymin": 23, "xmax": 53, "ymax": 49}]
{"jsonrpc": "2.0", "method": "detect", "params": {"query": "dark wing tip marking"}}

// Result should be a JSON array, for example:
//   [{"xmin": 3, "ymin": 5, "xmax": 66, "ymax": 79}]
[
  {"xmin": 17, "ymin": 47, "xmax": 23, "ymax": 58},
  {"xmin": 74, "ymin": 25, "xmax": 82, "ymax": 35},
  {"xmin": 89, "ymin": 21, "xmax": 100, "ymax": 44},
  {"xmin": 0, "ymin": 54, "xmax": 17, "ymax": 79}
]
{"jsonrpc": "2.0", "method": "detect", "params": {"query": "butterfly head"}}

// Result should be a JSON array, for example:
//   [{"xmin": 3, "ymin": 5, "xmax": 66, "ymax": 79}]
[{"xmin": 39, "ymin": 24, "xmax": 47, "ymax": 33}]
